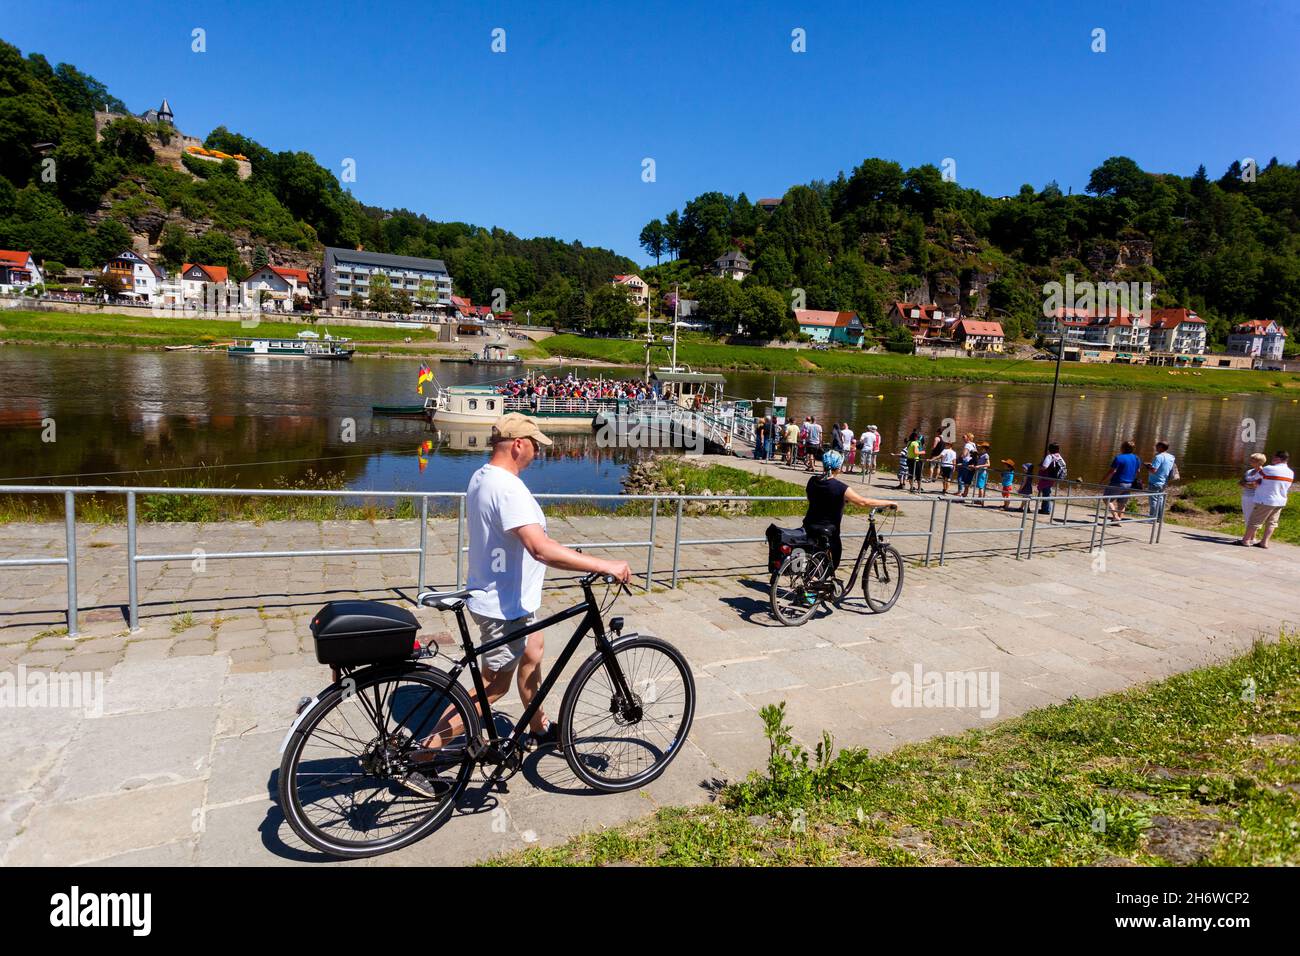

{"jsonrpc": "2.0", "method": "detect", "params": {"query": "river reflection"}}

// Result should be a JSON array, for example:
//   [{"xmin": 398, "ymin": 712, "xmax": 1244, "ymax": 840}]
[{"xmin": 0, "ymin": 347, "xmax": 1296, "ymax": 498}]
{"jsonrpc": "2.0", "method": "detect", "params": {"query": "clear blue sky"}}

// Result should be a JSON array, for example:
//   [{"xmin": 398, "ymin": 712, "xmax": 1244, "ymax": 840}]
[{"xmin": 8, "ymin": 0, "xmax": 1299, "ymax": 263}]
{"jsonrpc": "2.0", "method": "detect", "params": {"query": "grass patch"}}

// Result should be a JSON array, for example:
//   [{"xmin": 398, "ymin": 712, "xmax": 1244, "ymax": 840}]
[
  {"xmin": 537, "ymin": 334, "xmax": 1300, "ymax": 396},
  {"xmin": 493, "ymin": 633, "xmax": 1300, "ymax": 866},
  {"xmin": 0, "ymin": 309, "xmax": 444, "ymax": 349}
]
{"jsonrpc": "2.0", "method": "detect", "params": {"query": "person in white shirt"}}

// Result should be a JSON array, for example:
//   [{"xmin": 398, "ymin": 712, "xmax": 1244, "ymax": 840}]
[
  {"xmin": 408, "ymin": 414, "xmax": 629, "ymax": 795},
  {"xmin": 1241, "ymin": 450, "xmax": 1293, "ymax": 549}
]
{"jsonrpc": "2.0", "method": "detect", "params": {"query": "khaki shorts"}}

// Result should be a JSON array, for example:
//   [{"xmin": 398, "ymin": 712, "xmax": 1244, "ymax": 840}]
[
  {"xmin": 1246, "ymin": 503, "xmax": 1284, "ymax": 534},
  {"xmin": 469, "ymin": 609, "xmax": 535, "ymax": 673}
]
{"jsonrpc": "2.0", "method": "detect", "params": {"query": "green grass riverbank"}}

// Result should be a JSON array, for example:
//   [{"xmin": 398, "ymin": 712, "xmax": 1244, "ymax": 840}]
[{"xmin": 493, "ymin": 633, "xmax": 1300, "ymax": 866}]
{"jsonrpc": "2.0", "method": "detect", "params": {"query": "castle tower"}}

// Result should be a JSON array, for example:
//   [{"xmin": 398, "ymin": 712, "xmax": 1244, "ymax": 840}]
[{"xmin": 158, "ymin": 99, "xmax": 173, "ymax": 124}]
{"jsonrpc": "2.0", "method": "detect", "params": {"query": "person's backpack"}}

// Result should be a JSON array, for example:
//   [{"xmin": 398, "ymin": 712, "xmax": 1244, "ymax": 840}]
[{"xmin": 1045, "ymin": 454, "xmax": 1066, "ymax": 481}]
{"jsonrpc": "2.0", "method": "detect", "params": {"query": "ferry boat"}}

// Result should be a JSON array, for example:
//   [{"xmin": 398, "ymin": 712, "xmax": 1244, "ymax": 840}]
[
  {"xmin": 467, "ymin": 342, "xmax": 522, "ymax": 365},
  {"xmin": 227, "ymin": 336, "xmax": 355, "ymax": 360},
  {"xmin": 425, "ymin": 384, "xmax": 613, "ymax": 431}
]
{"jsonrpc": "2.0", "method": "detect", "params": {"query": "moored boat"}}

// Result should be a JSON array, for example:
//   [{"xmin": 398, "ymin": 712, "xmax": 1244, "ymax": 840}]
[{"xmin": 227, "ymin": 337, "xmax": 354, "ymax": 360}]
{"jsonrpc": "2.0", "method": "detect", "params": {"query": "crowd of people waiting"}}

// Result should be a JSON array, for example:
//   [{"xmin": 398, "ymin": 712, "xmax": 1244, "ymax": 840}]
[{"xmin": 752, "ymin": 414, "xmax": 1293, "ymax": 537}]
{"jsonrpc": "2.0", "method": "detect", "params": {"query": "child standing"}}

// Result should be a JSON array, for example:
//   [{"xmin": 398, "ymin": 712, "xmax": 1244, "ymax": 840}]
[
  {"xmin": 973, "ymin": 442, "xmax": 991, "ymax": 505},
  {"xmin": 999, "ymin": 458, "xmax": 1017, "ymax": 509}
]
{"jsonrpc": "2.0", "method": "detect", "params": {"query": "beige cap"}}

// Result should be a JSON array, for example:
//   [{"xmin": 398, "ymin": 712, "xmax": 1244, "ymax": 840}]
[{"xmin": 490, "ymin": 412, "xmax": 553, "ymax": 446}]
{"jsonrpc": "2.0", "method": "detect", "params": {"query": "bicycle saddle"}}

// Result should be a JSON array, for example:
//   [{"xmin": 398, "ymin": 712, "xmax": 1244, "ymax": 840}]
[{"xmin": 416, "ymin": 588, "xmax": 484, "ymax": 611}]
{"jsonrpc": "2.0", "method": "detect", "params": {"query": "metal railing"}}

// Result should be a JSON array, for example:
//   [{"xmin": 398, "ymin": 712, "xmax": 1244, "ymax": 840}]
[{"xmin": 0, "ymin": 480, "xmax": 1165, "ymax": 635}]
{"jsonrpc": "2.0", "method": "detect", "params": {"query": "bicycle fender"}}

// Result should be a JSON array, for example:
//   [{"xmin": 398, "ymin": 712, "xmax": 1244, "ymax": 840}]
[{"xmin": 278, "ymin": 694, "xmax": 319, "ymax": 754}]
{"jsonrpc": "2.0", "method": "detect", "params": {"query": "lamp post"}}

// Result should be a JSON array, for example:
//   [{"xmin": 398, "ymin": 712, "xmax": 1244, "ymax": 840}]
[{"xmin": 1043, "ymin": 320, "xmax": 1066, "ymax": 457}]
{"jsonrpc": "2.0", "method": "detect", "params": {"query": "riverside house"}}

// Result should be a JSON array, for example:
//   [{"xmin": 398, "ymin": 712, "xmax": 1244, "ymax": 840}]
[
  {"xmin": 888, "ymin": 301, "xmax": 955, "ymax": 345},
  {"xmin": 953, "ymin": 318, "xmax": 1006, "ymax": 353},
  {"xmin": 0, "ymin": 250, "xmax": 42, "ymax": 292},
  {"xmin": 794, "ymin": 309, "xmax": 865, "ymax": 345},
  {"xmin": 179, "ymin": 264, "xmax": 239, "ymax": 306},
  {"xmin": 242, "ymin": 265, "xmax": 310, "ymax": 311},
  {"xmin": 1227, "ymin": 319, "xmax": 1287, "ymax": 363},
  {"xmin": 101, "ymin": 250, "xmax": 165, "ymax": 301}
]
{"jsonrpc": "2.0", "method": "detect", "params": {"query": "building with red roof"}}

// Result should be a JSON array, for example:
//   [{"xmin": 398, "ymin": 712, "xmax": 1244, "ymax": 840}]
[
  {"xmin": 794, "ymin": 309, "xmax": 864, "ymax": 345},
  {"xmin": 0, "ymin": 250, "xmax": 42, "ymax": 291},
  {"xmin": 1227, "ymin": 319, "xmax": 1287, "ymax": 362},
  {"xmin": 953, "ymin": 318, "xmax": 1006, "ymax": 352}
]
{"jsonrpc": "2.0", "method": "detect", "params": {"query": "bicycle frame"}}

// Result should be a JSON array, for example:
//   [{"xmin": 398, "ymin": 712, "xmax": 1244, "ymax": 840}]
[
  {"xmin": 339, "ymin": 578, "xmax": 634, "ymax": 785},
  {"xmin": 831, "ymin": 517, "xmax": 882, "ymax": 607}
]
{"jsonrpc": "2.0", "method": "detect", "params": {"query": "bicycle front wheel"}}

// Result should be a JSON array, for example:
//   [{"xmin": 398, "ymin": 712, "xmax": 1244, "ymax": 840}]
[
  {"xmin": 862, "ymin": 545, "xmax": 905, "ymax": 613},
  {"xmin": 278, "ymin": 666, "xmax": 479, "ymax": 858},
  {"xmin": 558, "ymin": 635, "xmax": 696, "ymax": 793}
]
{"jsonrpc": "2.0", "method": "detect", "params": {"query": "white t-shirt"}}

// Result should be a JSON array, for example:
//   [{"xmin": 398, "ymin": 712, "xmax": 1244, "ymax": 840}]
[
  {"xmin": 465, "ymin": 464, "xmax": 547, "ymax": 619},
  {"xmin": 1254, "ymin": 463, "xmax": 1295, "ymax": 508},
  {"xmin": 939, "ymin": 448, "xmax": 957, "ymax": 466},
  {"xmin": 840, "ymin": 427, "xmax": 853, "ymax": 449}
]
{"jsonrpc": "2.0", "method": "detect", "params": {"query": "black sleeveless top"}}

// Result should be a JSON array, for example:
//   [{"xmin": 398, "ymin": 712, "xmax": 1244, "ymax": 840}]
[{"xmin": 804, "ymin": 476, "xmax": 848, "ymax": 532}]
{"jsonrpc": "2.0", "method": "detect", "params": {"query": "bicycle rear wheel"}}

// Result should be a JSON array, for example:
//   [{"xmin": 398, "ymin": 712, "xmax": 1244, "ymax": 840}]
[
  {"xmin": 558, "ymin": 635, "xmax": 695, "ymax": 793},
  {"xmin": 862, "ymin": 545, "xmax": 905, "ymax": 612},
  {"xmin": 770, "ymin": 550, "xmax": 831, "ymax": 626},
  {"xmin": 278, "ymin": 666, "xmax": 479, "ymax": 858}
]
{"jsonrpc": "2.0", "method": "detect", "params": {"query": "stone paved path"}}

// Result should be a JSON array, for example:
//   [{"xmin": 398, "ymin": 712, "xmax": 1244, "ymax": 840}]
[{"xmin": 1, "ymin": 473, "xmax": 1296, "ymax": 865}]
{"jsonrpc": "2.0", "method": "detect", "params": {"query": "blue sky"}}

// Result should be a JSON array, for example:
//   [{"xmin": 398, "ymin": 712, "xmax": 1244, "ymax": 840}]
[{"xmin": 8, "ymin": 0, "xmax": 1299, "ymax": 262}]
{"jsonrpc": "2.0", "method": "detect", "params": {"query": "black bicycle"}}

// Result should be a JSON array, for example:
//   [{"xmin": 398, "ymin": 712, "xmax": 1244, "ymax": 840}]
[
  {"xmin": 769, "ymin": 509, "xmax": 905, "ymax": 626},
  {"xmin": 277, "ymin": 573, "xmax": 695, "ymax": 858}
]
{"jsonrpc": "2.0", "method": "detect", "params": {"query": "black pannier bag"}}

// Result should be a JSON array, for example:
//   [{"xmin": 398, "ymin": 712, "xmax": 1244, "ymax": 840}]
[
  {"xmin": 311, "ymin": 601, "xmax": 420, "ymax": 666},
  {"xmin": 766, "ymin": 523, "xmax": 814, "ymax": 572}
]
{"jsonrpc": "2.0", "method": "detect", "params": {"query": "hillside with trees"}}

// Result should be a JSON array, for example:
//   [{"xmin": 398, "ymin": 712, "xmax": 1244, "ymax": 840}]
[
  {"xmin": 0, "ymin": 39, "xmax": 636, "ymax": 317},
  {"xmin": 639, "ymin": 155, "xmax": 1300, "ymax": 352}
]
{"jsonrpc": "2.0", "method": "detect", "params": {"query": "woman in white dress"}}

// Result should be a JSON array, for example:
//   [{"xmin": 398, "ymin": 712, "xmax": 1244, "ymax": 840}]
[{"xmin": 1240, "ymin": 452, "xmax": 1268, "ymax": 520}]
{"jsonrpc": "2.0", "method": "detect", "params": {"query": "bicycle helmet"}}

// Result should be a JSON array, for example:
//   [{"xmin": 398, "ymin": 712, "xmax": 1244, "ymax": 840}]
[{"xmin": 822, "ymin": 449, "xmax": 844, "ymax": 473}]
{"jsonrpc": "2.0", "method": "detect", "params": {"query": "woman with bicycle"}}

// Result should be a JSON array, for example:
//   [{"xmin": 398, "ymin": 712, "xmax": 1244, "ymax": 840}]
[{"xmin": 805, "ymin": 450, "xmax": 899, "ymax": 569}]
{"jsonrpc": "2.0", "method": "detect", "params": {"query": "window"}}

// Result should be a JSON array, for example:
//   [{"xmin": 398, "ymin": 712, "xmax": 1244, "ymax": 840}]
[
  {"xmin": 487, "ymin": 400, "xmax": 495, "ymax": 410},
  {"xmin": 468, "ymin": 399, "xmax": 478, "ymax": 410}
]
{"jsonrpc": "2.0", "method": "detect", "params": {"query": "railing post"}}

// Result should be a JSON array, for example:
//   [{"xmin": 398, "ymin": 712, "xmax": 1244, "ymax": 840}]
[
  {"xmin": 64, "ymin": 490, "xmax": 78, "ymax": 636},
  {"xmin": 417, "ymin": 495, "xmax": 428, "ymax": 590},
  {"xmin": 1015, "ymin": 496, "xmax": 1029, "ymax": 559},
  {"xmin": 671, "ymin": 497, "xmax": 684, "ymax": 589},
  {"xmin": 455, "ymin": 495, "xmax": 465, "ymax": 589},
  {"xmin": 1098, "ymin": 499, "xmax": 1109, "ymax": 552},
  {"xmin": 645, "ymin": 497, "xmax": 657, "ymax": 590},
  {"xmin": 1025, "ymin": 493, "xmax": 1039, "ymax": 559},
  {"xmin": 1089, "ymin": 495, "xmax": 1102, "ymax": 552},
  {"xmin": 924, "ymin": 497, "xmax": 937, "ymax": 567},
  {"xmin": 1061, "ymin": 480, "xmax": 1072, "ymax": 525},
  {"xmin": 938, "ymin": 498, "xmax": 952, "ymax": 566},
  {"xmin": 127, "ymin": 490, "xmax": 139, "ymax": 631},
  {"xmin": 1157, "ymin": 491, "xmax": 1166, "ymax": 543}
]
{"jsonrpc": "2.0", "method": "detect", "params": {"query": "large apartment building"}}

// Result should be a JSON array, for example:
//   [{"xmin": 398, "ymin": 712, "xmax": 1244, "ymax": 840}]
[
  {"xmin": 1147, "ymin": 308, "xmax": 1208, "ymax": 354},
  {"xmin": 1038, "ymin": 307, "xmax": 1151, "ymax": 353},
  {"xmin": 321, "ymin": 247, "xmax": 453, "ymax": 311}
]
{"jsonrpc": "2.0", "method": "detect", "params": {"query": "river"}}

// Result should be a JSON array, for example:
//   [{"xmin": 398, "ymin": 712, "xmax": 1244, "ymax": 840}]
[{"xmin": 0, "ymin": 347, "xmax": 1295, "ymax": 501}]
